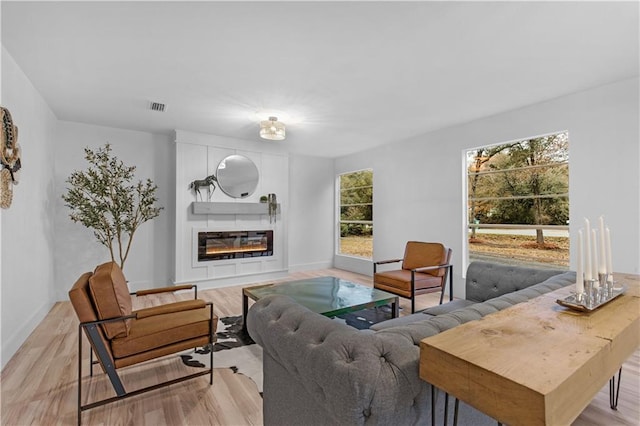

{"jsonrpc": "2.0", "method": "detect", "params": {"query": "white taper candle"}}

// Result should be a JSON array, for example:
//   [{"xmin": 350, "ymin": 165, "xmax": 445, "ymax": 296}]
[
  {"xmin": 576, "ymin": 229, "xmax": 584, "ymax": 294},
  {"xmin": 598, "ymin": 216, "xmax": 606, "ymax": 274},
  {"xmin": 591, "ymin": 229, "xmax": 599, "ymax": 288},
  {"xmin": 584, "ymin": 218, "xmax": 592, "ymax": 281},
  {"xmin": 606, "ymin": 227, "xmax": 613, "ymax": 282}
]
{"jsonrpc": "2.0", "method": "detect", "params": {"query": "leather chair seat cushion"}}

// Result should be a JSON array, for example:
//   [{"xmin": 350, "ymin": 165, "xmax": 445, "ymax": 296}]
[
  {"xmin": 89, "ymin": 262, "xmax": 133, "ymax": 339},
  {"xmin": 111, "ymin": 307, "xmax": 211, "ymax": 359},
  {"xmin": 374, "ymin": 270, "xmax": 443, "ymax": 297}
]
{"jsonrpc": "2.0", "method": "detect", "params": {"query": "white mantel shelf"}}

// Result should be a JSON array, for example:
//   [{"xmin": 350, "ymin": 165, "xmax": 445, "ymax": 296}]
[{"xmin": 191, "ymin": 201, "xmax": 280, "ymax": 215}]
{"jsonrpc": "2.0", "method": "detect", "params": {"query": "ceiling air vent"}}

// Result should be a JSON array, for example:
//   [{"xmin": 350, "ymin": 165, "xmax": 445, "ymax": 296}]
[{"xmin": 149, "ymin": 101, "xmax": 166, "ymax": 112}]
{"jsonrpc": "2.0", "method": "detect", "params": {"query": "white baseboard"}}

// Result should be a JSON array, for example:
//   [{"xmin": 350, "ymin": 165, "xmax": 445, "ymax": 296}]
[
  {"xmin": 1, "ymin": 301, "xmax": 54, "ymax": 371},
  {"xmin": 174, "ymin": 269, "xmax": 290, "ymax": 291},
  {"xmin": 333, "ymin": 255, "xmax": 373, "ymax": 276},
  {"xmin": 288, "ymin": 260, "xmax": 333, "ymax": 272}
]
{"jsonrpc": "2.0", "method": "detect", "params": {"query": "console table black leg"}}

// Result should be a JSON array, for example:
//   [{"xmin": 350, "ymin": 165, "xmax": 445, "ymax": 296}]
[
  {"xmin": 391, "ymin": 297, "xmax": 399, "ymax": 318},
  {"xmin": 443, "ymin": 392, "xmax": 449, "ymax": 426},
  {"xmin": 453, "ymin": 397, "xmax": 459, "ymax": 426},
  {"xmin": 609, "ymin": 367, "xmax": 622, "ymax": 410},
  {"xmin": 431, "ymin": 385, "xmax": 436, "ymax": 426}
]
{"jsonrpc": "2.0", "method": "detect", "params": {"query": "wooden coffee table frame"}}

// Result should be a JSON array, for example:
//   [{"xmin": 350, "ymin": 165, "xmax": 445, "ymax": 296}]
[{"xmin": 420, "ymin": 273, "xmax": 639, "ymax": 426}]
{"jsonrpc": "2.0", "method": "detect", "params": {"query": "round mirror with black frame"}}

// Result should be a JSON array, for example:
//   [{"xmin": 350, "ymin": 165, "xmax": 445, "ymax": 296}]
[{"xmin": 216, "ymin": 154, "xmax": 259, "ymax": 198}]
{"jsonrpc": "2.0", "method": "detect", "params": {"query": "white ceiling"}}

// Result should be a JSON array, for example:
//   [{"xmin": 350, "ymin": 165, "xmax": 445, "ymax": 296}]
[{"xmin": 2, "ymin": 1, "xmax": 638, "ymax": 158}]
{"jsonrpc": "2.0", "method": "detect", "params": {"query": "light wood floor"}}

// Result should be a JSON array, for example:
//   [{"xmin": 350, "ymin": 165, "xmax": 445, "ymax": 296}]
[{"xmin": 1, "ymin": 268, "xmax": 638, "ymax": 425}]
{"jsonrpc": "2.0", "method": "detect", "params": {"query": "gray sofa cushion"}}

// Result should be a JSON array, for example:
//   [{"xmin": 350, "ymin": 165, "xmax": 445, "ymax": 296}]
[
  {"xmin": 369, "ymin": 311, "xmax": 437, "ymax": 330},
  {"xmin": 417, "ymin": 298, "xmax": 475, "ymax": 317}
]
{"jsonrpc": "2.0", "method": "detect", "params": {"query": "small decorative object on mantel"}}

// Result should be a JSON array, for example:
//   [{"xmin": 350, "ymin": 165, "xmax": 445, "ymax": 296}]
[
  {"xmin": 0, "ymin": 106, "xmax": 22, "ymax": 209},
  {"xmin": 260, "ymin": 195, "xmax": 268, "ymax": 203},
  {"xmin": 558, "ymin": 215, "xmax": 621, "ymax": 311},
  {"xmin": 268, "ymin": 193, "xmax": 277, "ymax": 223},
  {"xmin": 189, "ymin": 174, "xmax": 217, "ymax": 201}
]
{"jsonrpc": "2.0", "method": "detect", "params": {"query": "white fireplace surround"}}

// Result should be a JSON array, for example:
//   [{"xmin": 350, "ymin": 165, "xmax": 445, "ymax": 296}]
[{"xmin": 175, "ymin": 130, "xmax": 289, "ymax": 289}]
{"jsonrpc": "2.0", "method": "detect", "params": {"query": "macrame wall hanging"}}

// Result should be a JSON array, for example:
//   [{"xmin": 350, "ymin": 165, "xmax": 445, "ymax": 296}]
[{"xmin": 0, "ymin": 107, "xmax": 21, "ymax": 209}]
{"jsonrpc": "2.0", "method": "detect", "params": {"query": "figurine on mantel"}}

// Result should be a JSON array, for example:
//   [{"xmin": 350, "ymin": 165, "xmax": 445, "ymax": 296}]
[{"xmin": 189, "ymin": 174, "xmax": 217, "ymax": 201}]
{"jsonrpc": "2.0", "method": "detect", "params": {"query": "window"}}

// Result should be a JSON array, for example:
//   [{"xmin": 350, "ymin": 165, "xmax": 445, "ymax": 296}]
[
  {"xmin": 338, "ymin": 169, "xmax": 373, "ymax": 259},
  {"xmin": 466, "ymin": 132, "xmax": 569, "ymax": 269}
]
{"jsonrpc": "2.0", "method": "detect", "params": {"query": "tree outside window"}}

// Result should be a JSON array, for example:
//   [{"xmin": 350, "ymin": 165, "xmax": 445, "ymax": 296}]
[
  {"xmin": 339, "ymin": 169, "xmax": 373, "ymax": 258},
  {"xmin": 467, "ymin": 132, "xmax": 569, "ymax": 268}
]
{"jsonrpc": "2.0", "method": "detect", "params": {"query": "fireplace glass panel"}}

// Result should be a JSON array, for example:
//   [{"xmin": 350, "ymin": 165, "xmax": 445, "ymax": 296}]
[{"xmin": 198, "ymin": 230, "xmax": 273, "ymax": 261}]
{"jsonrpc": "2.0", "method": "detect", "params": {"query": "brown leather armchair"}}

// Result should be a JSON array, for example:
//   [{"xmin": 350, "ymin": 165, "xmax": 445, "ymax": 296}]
[
  {"xmin": 373, "ymin": 241, "xmax": 453, "ymax": 313},
  {"xmin": 68, "ymin": 261, "xmax": 216, "ymax": 425}
]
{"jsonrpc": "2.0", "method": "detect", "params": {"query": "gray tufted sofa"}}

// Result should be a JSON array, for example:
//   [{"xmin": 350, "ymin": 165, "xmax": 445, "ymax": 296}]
[{"xmin": 247, "ymin": 261, "xmax": 575, "ymax": 425}]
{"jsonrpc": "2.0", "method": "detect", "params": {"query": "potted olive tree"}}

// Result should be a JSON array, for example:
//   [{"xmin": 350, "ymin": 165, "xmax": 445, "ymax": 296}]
[{"xmin": 62, "ymin": 144, "xmax": 163, "ymax": 269}]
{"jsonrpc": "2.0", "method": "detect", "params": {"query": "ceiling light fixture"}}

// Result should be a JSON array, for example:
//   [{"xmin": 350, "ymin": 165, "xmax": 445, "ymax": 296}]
[{"xmin": 259, "ymin": 116, "xmax": 286, "ymax": 140}]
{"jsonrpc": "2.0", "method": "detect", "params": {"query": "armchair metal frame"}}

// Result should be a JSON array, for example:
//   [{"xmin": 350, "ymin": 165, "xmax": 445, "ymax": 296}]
[
  {"xmin": 374, "ymin": 253, "xmax": 453, "ymax": 313},
  {"xmin": 76, "ymin": 284, "xmax": 214, "ymax": 426}
]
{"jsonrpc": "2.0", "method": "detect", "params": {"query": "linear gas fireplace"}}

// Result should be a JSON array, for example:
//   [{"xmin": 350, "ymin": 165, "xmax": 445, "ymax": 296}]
[{"xmin": 198, "ymin": 230, "xmax": 273, "ymax": 261}]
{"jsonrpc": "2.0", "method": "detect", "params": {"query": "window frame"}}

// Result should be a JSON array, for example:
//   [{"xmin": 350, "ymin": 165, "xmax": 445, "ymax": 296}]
[
  {"xmin": 463, "ymin": 132, "xmax": 570, "ymax": 272},
  {"xmin": 337, "ymin": 169, "xmax": 373, "ymax": 260}
]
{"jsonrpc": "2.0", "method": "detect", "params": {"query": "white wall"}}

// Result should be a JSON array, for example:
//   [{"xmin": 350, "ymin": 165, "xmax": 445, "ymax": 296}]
[
  {"xmin": 1, "ymin": 47, "xmax": 58, "ymax": 368},
  {"xmin": 54, "ymin": 122, "xmax": 174, "ymax": 297},
  {"xmin": 336, "ymin": 78, "xmax": 640, "ymax": 298},
  {"xmin": 2, "ymin": 41, "xmax": 636, "ymax": 368},
  {"xmin": 288, "ymin": 154, "xmax": 335, "ymax": 271}
]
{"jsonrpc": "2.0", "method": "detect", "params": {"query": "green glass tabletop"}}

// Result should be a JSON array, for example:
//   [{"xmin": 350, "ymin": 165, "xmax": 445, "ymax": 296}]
[{"xmin": 243, "ymin": 276, "xmax": 398, "ymax": 318}]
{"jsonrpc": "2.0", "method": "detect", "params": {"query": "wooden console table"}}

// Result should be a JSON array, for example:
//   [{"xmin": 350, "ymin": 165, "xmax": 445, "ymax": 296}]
[{"xmin": 420, "ymin": 273, "xmax": 639, "ymax": 425}]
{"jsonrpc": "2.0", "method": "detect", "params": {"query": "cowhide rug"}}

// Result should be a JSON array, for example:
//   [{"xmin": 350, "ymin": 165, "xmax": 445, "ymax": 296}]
[
  {"xmin": 181, "ymin": 307, "xmax": 395, "ymax": 392},
  {"xmin": 180, "ymin": 316, "xmax": 263, "ymax": 393}
]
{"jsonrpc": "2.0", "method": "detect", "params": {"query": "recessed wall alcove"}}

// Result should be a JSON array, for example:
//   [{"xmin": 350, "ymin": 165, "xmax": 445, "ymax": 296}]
[{"xmin": 174, "ymin": 130, "xmax": 289, "ymax": 288}]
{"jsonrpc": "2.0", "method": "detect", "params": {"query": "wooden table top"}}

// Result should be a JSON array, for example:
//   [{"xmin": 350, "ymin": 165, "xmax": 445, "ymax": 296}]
[{"xmin": 420, "ymin": 272, "xmax": 640, "ymax": 426}]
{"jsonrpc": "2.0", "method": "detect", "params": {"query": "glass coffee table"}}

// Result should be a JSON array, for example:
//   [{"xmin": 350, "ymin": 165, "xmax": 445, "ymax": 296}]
[{"xmin": 242, "ymin": 276, "xmax": 399, "ymax": 330}]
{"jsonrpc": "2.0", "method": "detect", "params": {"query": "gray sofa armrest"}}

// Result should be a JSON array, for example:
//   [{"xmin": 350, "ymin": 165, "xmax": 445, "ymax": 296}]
[
  {"xmin": 465, "ymin": 261, "xmax": 568, "ymax": 302},
  {"xmin": 370, "ymin": 311, "xmax": 436, "ymax": 331},
  {"xmin": 247, "ymin": 294, "xmax": 431, "ymax": 425}
]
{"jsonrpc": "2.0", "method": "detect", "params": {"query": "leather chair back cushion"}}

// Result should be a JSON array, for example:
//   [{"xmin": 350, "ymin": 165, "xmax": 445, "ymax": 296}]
[
  {"xmin": 402, "ymin": 242, "xmax": 446, "ymax": 276},
  {"xmin": 69, "ymin": 271, "xmax": 117, "ymax": 365},
  {"xmin": 69, "ymin": 272, "xmax": 99, "ymax": 324},
  {"xmin": 89, "ymin": 262, "xmax": 133, "ymax": 339}
]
